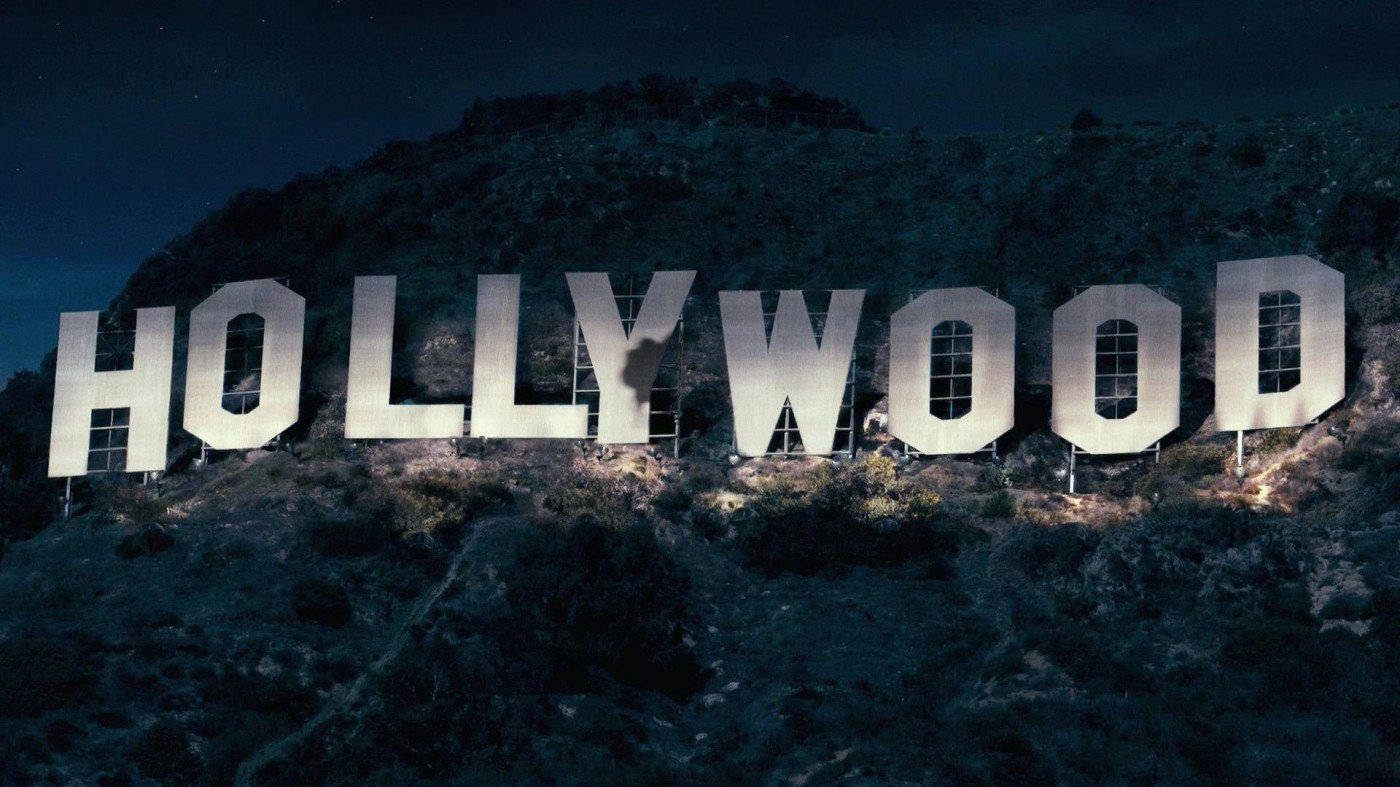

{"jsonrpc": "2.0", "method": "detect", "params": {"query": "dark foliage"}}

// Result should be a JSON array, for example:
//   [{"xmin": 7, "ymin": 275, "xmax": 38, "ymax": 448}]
[
  {"xmin": 1003, "ymin": 522, "xmax": 1098, "ymax": 579},
  {"xmin": 0, "ymin": 370, "xmax": 55, "ymax": 540},
  {"xmin": 114, "ymin": 523, "xmax": 174, "ymax": 559},
  {"xmin": 0, "ymin": 634, "xmax": 98, "ymax": 717},
  {"xmin": 1337, "ymin": 421, "xmax": 1400, "ymax": 514},
  {"xmin": 505, "ymin": 516, "xmax": 705, "ymax": 699},
  {"xmin": 0, "ymin": 475, "xmax": 55, "ymax": 542},
  {"xmin": 1227, "ymin": 135, "xmax": 1267, "ymax": 167},
  {"xmin": 1321, "ymin": 189, "xmax": 1400, "ymax": 257},
  {"xmin": 360, "ymin": 633, "xmax": 532, "ymax": 780},
  {"xmin": 954, "ymin": 135, "xmax": 987, "ymax": 168},
  {"xmin": 626, "ymin": 172, "xmax": 693, "ymax": 202},
  {"xmin": 882, "ymin": 502, "xmax": 1400, "ymax": 784},
  {"xmin": 128, "ymin": 719, "xmax": 201, "ymax": 782},
  {"xmin": 1070, "ymin": 108, "xmax": 1104, "ymax": 132},
  {"xmin": 304, "ymin": 497, "xmax": 395, "ymax": 557},
  {"xmin": 291, "ymin": 577, "xmax": 352, "ymax": 628},
  {"xmin": 737, "ymin": 462, "xmax": 964, "ymax": 577},
  {"xmin": 980, "ymin": 489, "xmax": 1019, "ymax": 519}
]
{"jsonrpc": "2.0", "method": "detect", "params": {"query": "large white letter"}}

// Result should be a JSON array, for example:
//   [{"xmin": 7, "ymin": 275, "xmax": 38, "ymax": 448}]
[
  {"xmin": 566, "ymin": 270, "xmax": 694, "ymax": 444},
  {"xmin": 184, "ymin": 279, "xmax": 305, "ymax": 449},
  {"xmin": 1214, "ymin": 255, "xmax": 1344, "ymax": 431},
  {"xmin": 48, "ymin": 307, "xmax": 175, "ymax": 477},
  {"xmin": 719, "ymin": 289, "xmax": 863, "ymax": 456},
  {"xmin": 469, "ymin": 274, "xmax": 588, "ymax": 439},
  {"xmin": 1051, "ymin": 284, "xmax": 1180, "ymax": 454},
  {"xmin": 889, "ymin": 287, "xmax": 1015, "ymax": 455},
  {"xmin": 345, "ymin": 276, "xmax": 464, "ymax": 439}
]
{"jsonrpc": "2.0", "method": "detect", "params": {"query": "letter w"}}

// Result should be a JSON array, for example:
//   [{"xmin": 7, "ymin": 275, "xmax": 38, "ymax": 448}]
[{"xmin": 719, "ymin": 290, "xmax": 863, "ymax": 456}]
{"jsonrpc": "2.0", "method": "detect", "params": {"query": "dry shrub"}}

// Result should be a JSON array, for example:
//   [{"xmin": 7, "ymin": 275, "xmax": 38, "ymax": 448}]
[
  {"xmin": 736, "ymin": 455, "xmax": 959, "ymax": 576},
  {"xmin": 539, "ymin": 468, "xmax": 647, "ymax": 530},
  {"xmin": 392, "ymin": 470, "xmax": 511, "ymax": 539},
  {"xmin": 97, "ymin": 482, "xmax": 167, "ymax": 526}
]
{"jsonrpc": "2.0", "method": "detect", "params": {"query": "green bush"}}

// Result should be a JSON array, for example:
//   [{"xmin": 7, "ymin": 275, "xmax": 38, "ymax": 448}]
[
  {"xmin": 1336, "ymin": 420, "xmax": 1399, "ymax": 513},
  {"xmin": 954, "ymin": 136, "xmax": 986, "ymax": 168},
  {"xmin": 654, "ymin": 462, "xmax": 723, "ymax": 514},
  {"xmin": 1070, "ymin": 109, "xmax": 1104, "ymax": 132},
  {"xmin": 975, "ymin": 462, "xmax": 1014, "ymax": 492},
  {"xmin": 363, "ymin": 634, "xmax": 526, "ymax": 780},
  {"xmin": 202, "ymin": 665, "xmax": 318, "ymax": 721},
  {"xmin": 980, "ymin": 489, "xmax": 1019, "ymax": 519}
]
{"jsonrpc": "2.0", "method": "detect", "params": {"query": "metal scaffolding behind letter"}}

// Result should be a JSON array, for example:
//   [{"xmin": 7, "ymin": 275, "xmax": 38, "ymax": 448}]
[
  {"xmin": 571, "ymin": 276, "xmax": 688, "ymax": 457},
  {"xmin": 755, "ymin": 290, "xmax": 857, "ymax": 458}
]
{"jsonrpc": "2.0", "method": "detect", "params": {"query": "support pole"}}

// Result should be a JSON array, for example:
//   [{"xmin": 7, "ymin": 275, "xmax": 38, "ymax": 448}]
[
  {"xmin": 1235, "ymin": 430, "xmax": 1245, "ymax": 479},
  {"xmin": 63, "ymin": 477, "xmax": 73, "ymax": 520},
  {"xmin": 1068, "ymin": 446, "xmax": 1077, "ymax": 494}
]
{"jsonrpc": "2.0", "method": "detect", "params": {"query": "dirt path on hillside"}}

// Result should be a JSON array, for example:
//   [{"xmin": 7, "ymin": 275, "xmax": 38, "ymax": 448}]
[{"xmin": 233, "ymin": 515, "xmax": 510, "ymax": 786}]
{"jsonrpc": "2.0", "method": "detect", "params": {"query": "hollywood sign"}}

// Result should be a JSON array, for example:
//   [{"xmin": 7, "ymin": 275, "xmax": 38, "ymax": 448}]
[{"xmin": 47, "ymin": 255, "xmax": 1344, "ymax": 478}]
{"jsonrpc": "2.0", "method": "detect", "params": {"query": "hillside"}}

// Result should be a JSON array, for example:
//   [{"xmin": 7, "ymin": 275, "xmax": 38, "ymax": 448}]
[{"xmin": 1, "ymin": 78, "xmax": 1399, "ymax": 784}]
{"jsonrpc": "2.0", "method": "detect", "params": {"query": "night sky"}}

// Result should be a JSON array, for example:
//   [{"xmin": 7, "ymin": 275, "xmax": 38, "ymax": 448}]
[{"xmin": 3, "ymin": 0, "xmax": 1399, "ymax": 380}]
